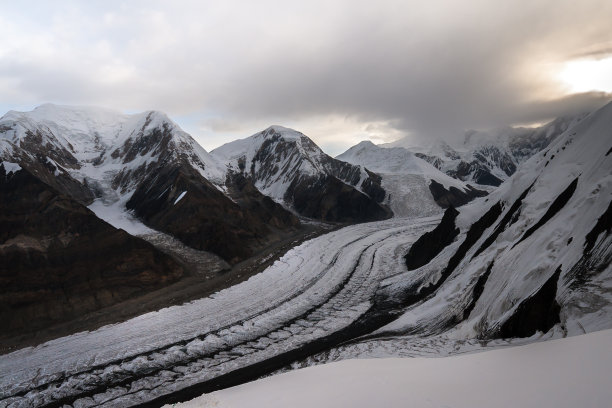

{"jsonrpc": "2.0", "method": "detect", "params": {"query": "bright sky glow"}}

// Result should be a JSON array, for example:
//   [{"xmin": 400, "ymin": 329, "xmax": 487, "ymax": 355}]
[{"xmin": 559, "ymin": 57, "xmax": 612, "ymax": 94}]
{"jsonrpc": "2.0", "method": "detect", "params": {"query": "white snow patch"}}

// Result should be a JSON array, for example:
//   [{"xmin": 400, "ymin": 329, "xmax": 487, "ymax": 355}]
[
  {"xmin": 1, "ymin": 161, "xmax": 21, "ymax": 174},
  {"xmin": 88, "ymin": 199, "xmax": 155, "ymax": 235},
  {"xmin": 174, "ymin": 191, "xmax": 187, "ymax": 205}
]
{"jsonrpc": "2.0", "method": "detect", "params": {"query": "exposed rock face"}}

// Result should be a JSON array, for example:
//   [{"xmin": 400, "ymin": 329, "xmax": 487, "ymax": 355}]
[
  {"xmin": 584, "ymin": 200, "xmax": 612, "ymax": 255},
  {"xmin": 212, "ymin": 126, "xmax": 391, "ymax": 222},
  {"xmin": 446, "ymin": 158, "xmax": 505, "ymax": 186},
  {"xmin": 337, "ymin": 141, "xmax": 486, "ymax": 215},
  {"xmin": 404, "ymin": 206, "xmax": 460, "ymax": 270},
  {"xmin": 0, "ymin": 165, "xmax": 183, "ymax": 335},
  {"xmin": 288, "ymin": 173, "xmax": 392, "ymax": 222},
  {"xmin": 498, "ymin": 267, "xmax": 561, "ymax": 338},
  {"xmin": 428, "ymin": 180, "xmax": 487, "ymax": 208},
  {"xmin": 127, "ymin": 165, "xmax": 300, "ymax": 264},
  {"xmin": 0, "ymin": 127, "xmax": 96, "ymax": 204}
]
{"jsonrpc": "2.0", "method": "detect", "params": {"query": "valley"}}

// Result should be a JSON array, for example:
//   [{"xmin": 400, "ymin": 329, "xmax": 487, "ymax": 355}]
[
  {"xmin": 0, "ymin": 101, "xmax": 610, "ymax": 408},
  {"xmin": 0, "ymin": 217, "xmax": 440, "ymax": 407}
]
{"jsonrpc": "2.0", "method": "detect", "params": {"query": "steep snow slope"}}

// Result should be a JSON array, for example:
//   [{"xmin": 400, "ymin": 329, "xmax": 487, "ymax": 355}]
[
  {"xmin": 212, "ymin": 126, "xmax": 391, "ymax": 222},
  {"xmin": 385, "ymin": 114, "xmax": 587, "ymax": 186},
  {"xmin": 377, "ymin": 100, "xmax": 612, "ymax": 339},
  {"xmin": 170, "ymin": 329, "xmax": 612, "ymax": 408},
  {"xmin": 337, "ymin": 141, "xmax": 486, "ymax": 217}
]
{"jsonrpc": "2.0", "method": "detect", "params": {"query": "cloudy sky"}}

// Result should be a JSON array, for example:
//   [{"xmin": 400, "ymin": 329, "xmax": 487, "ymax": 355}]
[{"xmin": 1, "ymin": 0, "xmax": 611, "ymax": 155}]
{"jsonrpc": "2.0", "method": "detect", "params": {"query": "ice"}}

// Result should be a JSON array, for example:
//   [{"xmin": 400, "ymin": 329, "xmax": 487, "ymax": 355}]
[
  {"xmin": 0, "ymin": 217, "xmax": 440, "ymax": 407},
  {"xmin": 336, "ymin": 139, "xmax": 473, "ymax": 217},
  {"xmin": 88, "ymin": 198, "xmax": 155, "ymax": 235}
]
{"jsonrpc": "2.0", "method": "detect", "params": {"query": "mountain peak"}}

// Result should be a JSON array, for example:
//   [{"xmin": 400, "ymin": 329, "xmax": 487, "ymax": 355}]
[{"xmin": 262, "ymin": 125, "xmax": 304, "ymax": 141}]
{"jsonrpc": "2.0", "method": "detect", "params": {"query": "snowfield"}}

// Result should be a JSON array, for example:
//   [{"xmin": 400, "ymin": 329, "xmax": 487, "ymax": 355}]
[
  {"xmin": 172, "ymin": 328, "xmax": 612, "ymax": 408},
  {"xmin": 337, "ymin": 140, "xmax": 476, "ymax": 217}
]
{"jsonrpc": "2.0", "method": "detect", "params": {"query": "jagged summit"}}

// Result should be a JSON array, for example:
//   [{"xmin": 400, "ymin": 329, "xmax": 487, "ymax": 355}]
[{"xmin": 1, "ymin": 104, "xmax": 190, "ymax": 157}]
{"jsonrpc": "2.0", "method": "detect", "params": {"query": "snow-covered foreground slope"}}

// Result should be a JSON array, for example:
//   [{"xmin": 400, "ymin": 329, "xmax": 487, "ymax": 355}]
[
  {"xmin": 173, "ymin": 329, "xmax": 612, "ymax": 408},
  {"xmin": 337, "ymin": 141, "xmax": 485, "ymax": 216}
]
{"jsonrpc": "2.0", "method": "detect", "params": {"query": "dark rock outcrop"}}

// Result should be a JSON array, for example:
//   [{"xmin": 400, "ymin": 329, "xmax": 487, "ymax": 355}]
[
  {"xmin": 127, "ymin": 165, "xmax": 300, "ymax": 264},
  {"xmin": 462, "ymin": 261, "xmax": 494, "ymax": 321},
  {"xmin": 513, "ymin": 177, "xmax": 578, "ymax": 248},
  {"xmin": 428, "ymin": 180, "xmax": 487, "ymax": 208},
  {"xmin": 473, "ymin": 181, "xmax": 535, "ymax": 258},
  {"xmin": 450, "ymin": 160, "xmax": 504, "ymax": 186},
  {"xmin": 498, "ymin": 266, "xmax": 561, "ymax": 338},
  {"xmin": 214, "ymin": 127, "xmax": 392, "ymax": 223},
  {"xmin": 584, "ymin": 200, "xmax": 612, "ymax": 254},
  {"xmin": 399, "ymin": 201, "xmax": 502, "ymax": 306},
  {"xmin": 404, "ymin": 206, "xmax": 460, "ymax": 270},
  {"xmin": 287, "ymin": 173, "xmax": 392, "ymax": 223},
  {"xmin": 0, "ymin": 166, "xmax": 183, "ymax": 335}
]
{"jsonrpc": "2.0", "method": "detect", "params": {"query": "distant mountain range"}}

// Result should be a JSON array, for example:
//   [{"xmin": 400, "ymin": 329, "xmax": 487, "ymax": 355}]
[{"xmin": 380, "ymin": 115, "xmax": 587, "ymax": 186}]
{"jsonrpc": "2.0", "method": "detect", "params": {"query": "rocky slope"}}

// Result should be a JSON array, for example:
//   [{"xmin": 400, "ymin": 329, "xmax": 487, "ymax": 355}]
[
  {"xmin": 211, "ymin": 126, "xmax": 391, "ymax": 222},
  {"xmin": 0, "ymin": 163, "xmax": 183, "ymax": 337},
  {"xmin": 337, "ymin": 141, "xmax": 486, "ymax": 216}
]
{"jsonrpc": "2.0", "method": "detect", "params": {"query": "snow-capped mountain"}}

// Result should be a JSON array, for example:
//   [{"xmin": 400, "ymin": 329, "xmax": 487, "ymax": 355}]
[
  {"xmin": 385, "ymin": 114, "xmax": 587, "ymax": 186},
  {"xmin": 377, "ymin": 101, "xmax": 612, "ymax": 339},
  {"xmin": 0, "ymin": 104, "xmax": 300, "ymax": 264},
  {"xmin": 337, "ymin": 141, "xmax": 486, "ymax": 217},
  {"xmin": 0, "ymin": 103, "xmax": 225, "ymax": 201},
  {"xmin": 212, "ymin": 126, "xmax": 391, "ymax": 222}
]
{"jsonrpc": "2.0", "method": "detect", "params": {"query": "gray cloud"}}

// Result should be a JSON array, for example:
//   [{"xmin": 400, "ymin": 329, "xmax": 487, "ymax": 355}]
[{"xmin": 0, "ymin": 0, "xmax": 611, "ymax": 151}]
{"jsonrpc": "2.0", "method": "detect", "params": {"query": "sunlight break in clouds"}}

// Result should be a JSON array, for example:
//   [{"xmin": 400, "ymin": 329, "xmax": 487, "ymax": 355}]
[{"xmin": 558, "ymin": 56, "xmax": 612, "ymax": 94}]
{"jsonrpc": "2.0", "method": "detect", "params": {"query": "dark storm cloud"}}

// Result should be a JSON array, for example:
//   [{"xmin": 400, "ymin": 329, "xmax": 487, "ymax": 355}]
[
  {"xmin": 0, "ymin": 0, "xmax": 611, "ymax": 149},
  {"xmin": 206, "ymin": 0, "xmax": 612, "ymax": 140}
]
